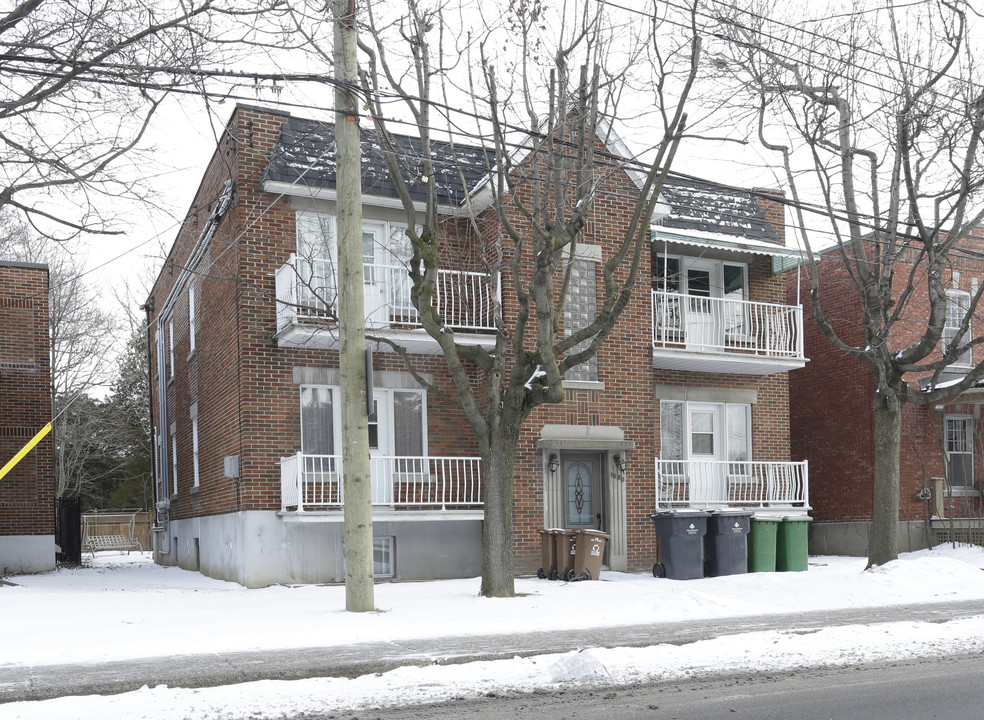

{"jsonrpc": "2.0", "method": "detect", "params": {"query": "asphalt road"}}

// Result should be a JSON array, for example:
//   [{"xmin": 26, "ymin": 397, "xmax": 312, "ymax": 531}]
[
  {"xmin": 3, "ymin": 598, "xmax": 983, "ymax": 704},
  {"xmin": 314, "ymin": 652, "xmax": 984, "ymax": 720}
]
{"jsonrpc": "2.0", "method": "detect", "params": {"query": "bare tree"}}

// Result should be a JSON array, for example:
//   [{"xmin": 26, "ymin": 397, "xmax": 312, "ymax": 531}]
[
  {"xmin": 711, "ymin": 0, "xmax": 984, "ymax": 567},
  {"xmin": 290, "ymin": 0, "xmax": 699, "ymax": 597},
  {"xmin": 0, "ymin": 223, "xmax": 117, "ymax": 498},
  {"xmin": 0, "ymin": 0, "xmax": 278, "ymax": 239}
]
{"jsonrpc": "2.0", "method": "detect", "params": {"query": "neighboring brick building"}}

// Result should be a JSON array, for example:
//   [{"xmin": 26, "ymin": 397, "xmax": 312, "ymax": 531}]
[
  {"xmin": 0, "ymin": 260, "xmax": 54, "ymax": 574},
  {"xmin": 789, "ymin": 234, "xmax": 984, "ymax": 555},
  {"xmin": 147, "ymin": 104, "xmax": 809, "ymax": 587}
]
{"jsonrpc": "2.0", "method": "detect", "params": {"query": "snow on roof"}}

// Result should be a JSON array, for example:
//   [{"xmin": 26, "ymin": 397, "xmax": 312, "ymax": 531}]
[
  {"xmin": 656, "ymin": 176, "xmax": 781, "ymax": 244},
  {"xmin": 263, "ymin": 116, "xmax": 779, "ymax": 245},
  {"xmin": 263, "ymin": 117, "xmax": 493, "ymax": 207}
]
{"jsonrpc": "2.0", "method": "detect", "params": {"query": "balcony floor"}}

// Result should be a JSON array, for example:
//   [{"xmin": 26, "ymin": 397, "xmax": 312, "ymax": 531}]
[
  {"xmin": 652, "ymin": 347, "xmax": 808, "ymax": 375},
  {"xmin": 275, "ymin": 321, "xmax": 497, "ymax": 354}
]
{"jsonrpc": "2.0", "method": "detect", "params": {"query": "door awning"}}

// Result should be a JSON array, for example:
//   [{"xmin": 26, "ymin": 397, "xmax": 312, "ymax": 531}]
[{"xmin": 653, "ymin": 228, "xmax": 808, "ymax": 273}]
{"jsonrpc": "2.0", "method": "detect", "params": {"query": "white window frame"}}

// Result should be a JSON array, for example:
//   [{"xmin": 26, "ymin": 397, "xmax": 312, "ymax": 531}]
[
  {"xmin": 188, "ymin": 285, "xmax": 196, "ymax": 357},
  {"xmin": 299, "ymin": 384, "xmax": 427, "ymax": 458},
  {"xmin": 655, "ymin": 254, "xmax": 748, "ymax": 301},
  {"xmin": 190, "ymin": 403, "xmax": 200, "ymax": 489},
  {"xmin": 944, "ymin": 413, "xmax": 975, "ymax": 493},
  {"xmin": 170, "ymin": 422, "xmax": 178, "ymax": 496},
  {"xmin": 373, "ymin": 536, "xmax": 395, "ymax": 578},
  {"xmin": 167, "ymin": 317, "xmax": 175, "ymax": 380},
  {"xmin": 944, "ymin": 290, "xmax": 973, "ymax": 368},
  {"xmin": 660, "ymin": 400, "xmax": 752, "ymax": 462},
  {"xmin": 296, "ymin": 212, "xmax": 415, "ymax": 317}
]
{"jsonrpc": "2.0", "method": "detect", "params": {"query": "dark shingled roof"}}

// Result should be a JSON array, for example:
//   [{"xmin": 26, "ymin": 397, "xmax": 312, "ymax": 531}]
[
  {"xmin": 657, "ymin": 176, "xmax": 780, "ymax": 244},
  {"xmin": 264, "ymin": 116, "xmax": 779, "ymax": 244},
  {"xmin": 263, "ymin": 117, "xmax": 493, "ymax": 206}
]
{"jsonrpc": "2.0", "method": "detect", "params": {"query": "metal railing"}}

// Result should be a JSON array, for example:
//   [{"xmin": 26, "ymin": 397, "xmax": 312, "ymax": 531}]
[
  {"xmin": 655, "ymin": 459, "xmax": 809, "ymax": 508},
  {"xmin": 652, "ymin": 291, "xmax": 804, "ymax": 359},
  {"xmin": 280, "ymin": 453, "xmax": 483, "ymax": 511},
  {"xmin": 276, "ymin": 255, "xmax": 499, "ymax": 333}
]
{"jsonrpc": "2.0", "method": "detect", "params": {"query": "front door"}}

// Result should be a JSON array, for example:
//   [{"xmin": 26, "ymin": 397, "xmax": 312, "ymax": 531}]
[
  {"xmin": 563, "ymin": 453, "xmax": 604, "ymax": 530},
  {"xmin": 683, "ymin": 259, "xmax": 719, "ymax": 352},
  {"xmin": 688, "ymin": 403, "xmax": 725, "ymax": 502},
  {"xmin": 363, "ymin": 222, "xmax": 388, "ymax": 328},
  {"xmin": 368, "ymin": 391, "xmax": 394, "ymax": 504}
]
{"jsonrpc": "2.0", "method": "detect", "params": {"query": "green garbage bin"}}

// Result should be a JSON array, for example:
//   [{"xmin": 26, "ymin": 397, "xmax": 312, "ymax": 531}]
[
  {"xmin": 777, "ymin": 516, "xmax": 812, "ymax": 572},
  {"xmin": 747, "ymin": 516, "xmax": 781, "ymax": 572}
]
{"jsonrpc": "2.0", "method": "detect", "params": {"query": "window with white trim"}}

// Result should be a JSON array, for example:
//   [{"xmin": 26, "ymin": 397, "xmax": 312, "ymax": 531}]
[
  {"xmin": 295, "ymin": 212, "xmax": 414, "ymax": 318},
  {"xmin": 660, "ymin": 400, "xmax": 751, "ymax": 463},
  {"xmin": 188, "ymin": 285, "xmax": 196, "ymax": 356},
  {"xmin": 191, "ymin": 403, "xmax": 200, "ymax": 488},
  {"xmin": 300, "ymin": 385, "xmax": 426, "ymax": 458},
  {"xmin": 167, "ymin": 317, "xmax": 175, "ymax": 379},
  {"xmin": 944, "ymin": 414, "xmax": 974, "ymax": 488},
  {"xmin": 170, "ymin": 422, "xmax": 178, "ymax": 496},
  {"xmin": 944, "ymin": 290, "xmax": 972, "ymax": 367},
  {"xmin": 654, "ymin": 255, "xmax": 749, "ymax": 338},
  {"xmin": 373, "ymin": 536, "xmax": 395, "ymax": 577}
]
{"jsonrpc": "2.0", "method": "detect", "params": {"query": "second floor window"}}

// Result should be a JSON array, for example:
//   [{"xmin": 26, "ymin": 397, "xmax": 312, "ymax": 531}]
[
  {"xmin": 944, "ymin": 290, "xmax": 972, "ymax": 368},
  {"xmin": 295, "ymin": 212, "xmax": 413, "ymax": 318}
]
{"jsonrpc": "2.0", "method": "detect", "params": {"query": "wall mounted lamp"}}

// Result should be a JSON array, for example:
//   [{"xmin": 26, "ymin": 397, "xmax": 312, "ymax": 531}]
[
  {"xmin": 613, "ymin": 453, "xmax": 626, "ymax": 473},
  {"xmin": 548, "ymin": 453, "xmax": 559, "ymax": 473}
]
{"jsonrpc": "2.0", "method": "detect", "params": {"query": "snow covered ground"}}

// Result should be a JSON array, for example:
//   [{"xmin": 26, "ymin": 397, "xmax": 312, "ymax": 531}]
[{"xmin": 5, "ymin": 546, "xmax": 984, "ymax": 719}]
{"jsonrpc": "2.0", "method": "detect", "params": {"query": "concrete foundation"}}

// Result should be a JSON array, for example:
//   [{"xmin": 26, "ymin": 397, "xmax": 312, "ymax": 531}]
[
  {"xmin": 809, "ymin": 520, "xmax": 932, "ymax": 557},
  {"xmin": 153, "ymin": 511, "xmax": 483, "ymax": 587},
  {"xmin": 0, "ymin": 535, "xmax": 56, "ymax": 575}
]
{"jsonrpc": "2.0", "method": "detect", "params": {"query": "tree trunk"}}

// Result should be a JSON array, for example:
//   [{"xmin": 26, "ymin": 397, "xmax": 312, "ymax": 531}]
[
  {"xmin": 868, "ymin": 389, "xmax": 903, "ymax": 568},
  {"xmin": 479, "ymin": 422, "xmax": 522, "ymax": 598}
]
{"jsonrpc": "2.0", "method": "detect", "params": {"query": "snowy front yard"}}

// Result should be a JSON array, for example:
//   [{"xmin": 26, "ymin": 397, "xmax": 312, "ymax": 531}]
[{"xmin": 5, "ymin": 546, "xmax": 984, "ymax": 719}]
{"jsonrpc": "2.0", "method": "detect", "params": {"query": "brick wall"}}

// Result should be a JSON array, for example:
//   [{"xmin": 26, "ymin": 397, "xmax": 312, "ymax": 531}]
[
  {"xmin": 151, "ymin": 105, "xmax": 802, "ymax": 578},
  {"xmin": 0, "ymin": 262, "xmax": 53, "ymax": 537},
  {"xmin": 789, "ymin": 233, "xmax": 984, "ymax": 524}
]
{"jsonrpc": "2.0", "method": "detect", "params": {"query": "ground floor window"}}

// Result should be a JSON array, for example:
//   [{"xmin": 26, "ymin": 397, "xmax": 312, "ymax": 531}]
[
  {"xmin": 374, "ymin": 536, "xmax": 395, "ymax": 577},
  {"xmin": 944, "ymin": 414, "xmax": 974, "ymax": 487},
  {"xmin": 300, "ymin": 385, "xmax": 426, "ymax": 457},
  {"xmin": 660, "ymin": 400, "xmax": 751, "ymax": 462}
]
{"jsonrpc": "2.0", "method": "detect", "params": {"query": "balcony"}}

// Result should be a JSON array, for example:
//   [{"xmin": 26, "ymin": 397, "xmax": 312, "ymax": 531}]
[
  {"xmin": 275, "ymin": 255, "xmax": 499, "ymax": 352},
  {"xmin": 655, "ymin": 459, "xmax": 809, "ymax": 510},
  {"xmin": 651, "ymin": 291, "xmax": 806, "ymax": 375},
  {"xmin": 280, "ymin": 453, "xmax": 483, "ymax": 513}
]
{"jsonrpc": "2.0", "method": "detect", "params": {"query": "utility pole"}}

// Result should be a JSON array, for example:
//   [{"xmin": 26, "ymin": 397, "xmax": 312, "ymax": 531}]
[{"xmin": 335, "ymin": 0, "xmax": 374, "ymax": 612}]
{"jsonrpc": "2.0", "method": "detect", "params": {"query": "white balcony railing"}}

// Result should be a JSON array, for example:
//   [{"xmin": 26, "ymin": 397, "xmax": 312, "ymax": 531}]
[
  {"xmin": 655, "ymin": 459, "xmax": 809, "ymax": 509},
  {"xmin": 280, "ymin": 453, "xmax": 483, "ymax": 512},
  {"xmin": 276, "ymin": 255, "xmax": 499, "ymax": 334},
  {"xmin": 652, "ymin": 291, "xmax": 804, "ymax": 359}
]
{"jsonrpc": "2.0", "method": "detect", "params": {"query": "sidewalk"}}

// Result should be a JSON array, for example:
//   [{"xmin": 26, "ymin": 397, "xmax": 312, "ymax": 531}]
[{"xmin": 4, "ymin": 598, "xmax": 983, "ymax": 703}]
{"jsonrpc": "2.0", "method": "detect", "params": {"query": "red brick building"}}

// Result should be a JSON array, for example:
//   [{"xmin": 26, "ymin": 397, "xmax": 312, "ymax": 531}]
[
  {"xmin": 789, "ymin": 235, "xmax": 984, "ymax": 555},
  {"xmin": 0, "ymin": 260, "xmax": 54, "ymax": 574},
  {"xmin": 147, "ymin": 105, "xmax": 809, "ymax": 586}
]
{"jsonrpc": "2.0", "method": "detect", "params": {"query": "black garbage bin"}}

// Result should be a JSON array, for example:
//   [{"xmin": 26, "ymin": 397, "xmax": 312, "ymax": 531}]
[
  {"xmin": 650, "ymin": 510, "xmax": 709, "ymax": 580},
  {"xmin": 704, "ymin": 510, "xmax": 752, "ymax": 577}
]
